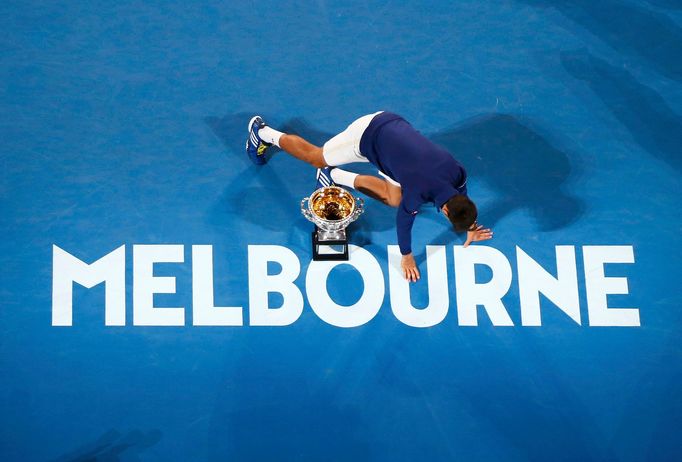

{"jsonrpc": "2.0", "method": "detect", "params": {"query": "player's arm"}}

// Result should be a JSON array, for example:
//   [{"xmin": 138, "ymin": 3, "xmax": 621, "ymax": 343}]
[{"xmin": 396, "ymin": 203, "xmax": 420, "ymax": 282}]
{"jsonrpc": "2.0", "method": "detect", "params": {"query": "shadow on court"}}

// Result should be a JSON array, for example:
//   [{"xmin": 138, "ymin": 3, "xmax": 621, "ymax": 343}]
[
  {"xmin": 519, "ymin": 0, "xmax": 682, "ymax": 81},
  {"xmin": 561, "ymin": 49, "xmax": 682, "ymax": 173},
  {"xmin": 50, "ymin": 429, "xmax": 162, "ymax": 462},
  {"xmin": 430, "ymin": 113, "xmax": 584, "ymax": 234},
  {"xmin": 204, "ymin": 113, "xmax": 312, "ymax": 253}
]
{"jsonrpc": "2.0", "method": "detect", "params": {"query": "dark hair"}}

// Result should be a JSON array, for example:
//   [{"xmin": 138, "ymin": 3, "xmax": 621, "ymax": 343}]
[{"xmin": 445, "ymin": 195, "xmax": 477, "ymax": 232}]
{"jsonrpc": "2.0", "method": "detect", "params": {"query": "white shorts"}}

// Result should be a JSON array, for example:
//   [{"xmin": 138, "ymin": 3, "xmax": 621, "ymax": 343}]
[{"xmin": 322, "ymin": 111, "xmax": 401, "ymax": 187}]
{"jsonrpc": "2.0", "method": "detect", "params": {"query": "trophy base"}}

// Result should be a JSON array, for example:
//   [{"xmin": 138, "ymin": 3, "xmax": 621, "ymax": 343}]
[{"xmin": 312, "ymin": 228, "xmax": 349, "ymax": 261}]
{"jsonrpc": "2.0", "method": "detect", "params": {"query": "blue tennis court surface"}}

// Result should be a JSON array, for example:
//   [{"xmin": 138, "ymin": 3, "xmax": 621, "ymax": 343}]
[{"xmin": 2, "ymin": 1, "xmax": 681, "ymax": 460}]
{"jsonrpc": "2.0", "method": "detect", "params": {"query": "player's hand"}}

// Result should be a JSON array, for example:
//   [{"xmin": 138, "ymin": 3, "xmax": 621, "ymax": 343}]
[
  {"xmin": 401, "ymin": 253, "xmax": 420, "ymax": 282},
  {"xmin": 463, "ymin": 224, "xmax": 493, "ymax": 248}
]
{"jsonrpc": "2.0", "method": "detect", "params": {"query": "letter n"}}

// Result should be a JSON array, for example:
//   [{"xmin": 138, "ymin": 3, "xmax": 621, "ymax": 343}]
[{"xmin": 517, "ymin": 246, "xmax": 581, "ymax": 326}]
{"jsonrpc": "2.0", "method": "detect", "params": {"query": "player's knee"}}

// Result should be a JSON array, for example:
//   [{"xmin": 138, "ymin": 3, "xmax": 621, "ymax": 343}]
[
  {"xmin": 386, "ymin": 195, "xmax": 401, "ymax": 208},
  {"xmin": 385, "ymin": 185, "xmax": 402, "ymax": 207}
]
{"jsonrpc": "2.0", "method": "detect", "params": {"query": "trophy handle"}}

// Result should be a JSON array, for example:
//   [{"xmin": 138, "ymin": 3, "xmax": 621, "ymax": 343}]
[{"xmin": 300, "ymin": 197, "xmax": 314, "ymax": 222}]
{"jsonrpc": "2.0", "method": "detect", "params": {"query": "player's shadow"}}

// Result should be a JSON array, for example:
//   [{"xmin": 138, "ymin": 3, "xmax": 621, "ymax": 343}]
[
  {"xmin": 50, "ymin": 429, "xmax": 162, "ymax": 462},
  {"xmin": 561, "ymin": 49, "xmax": 682, "ymax": 173},
  {"xmin": 428, "ymin": 113, "xmax": 585, "ymax": 235},
  {"xmin": 204, "ymin": 113, "xmax": 310, "ymax": 243},
  {"xmin": 518, "ymin": 0, "xmax": 682, "ymax": 81}
]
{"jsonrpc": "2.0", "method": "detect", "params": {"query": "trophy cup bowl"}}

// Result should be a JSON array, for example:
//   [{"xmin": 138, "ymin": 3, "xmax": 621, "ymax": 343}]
[{"xmin": 301, "ymin": 186, "xmax": 364, "ymax": 260}]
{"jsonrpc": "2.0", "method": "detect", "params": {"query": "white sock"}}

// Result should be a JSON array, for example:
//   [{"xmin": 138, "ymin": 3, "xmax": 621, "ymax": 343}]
[
  {"xmin": 330, "ymin": 168, "xmax": 359, "ymax": 189},
  {"xmin": 258, "ymin": 126, "xmax": 284, "ymax": 147}
]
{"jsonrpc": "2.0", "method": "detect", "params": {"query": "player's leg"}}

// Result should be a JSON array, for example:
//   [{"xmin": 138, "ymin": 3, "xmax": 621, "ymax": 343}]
[
  {"xmin": 278, "ymin": 134, "xmax": 327, "ymax": 168},
  {"xmin": 248, "ymin": 112, "xmax": 380, "ymax": 168},
  {"xmin": 330, "ymin": 170, "xmax": 402, "ymax": 207},
  {"xmin": 246, "ymin": 115, "xmax": 326, "ymax": 167},
  {"xmin": 354, "ymin": 175, "xmax": 402, "ymax": 207},
  {"xmin": 321, "ymin": 112, "xmax": 380, "ymax": 169}
]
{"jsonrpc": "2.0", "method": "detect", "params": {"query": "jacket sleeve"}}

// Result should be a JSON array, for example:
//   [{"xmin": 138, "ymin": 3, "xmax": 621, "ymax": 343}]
[{"xmin": 396, "ymin": 200, "xmax": 418, "ymax": 255}]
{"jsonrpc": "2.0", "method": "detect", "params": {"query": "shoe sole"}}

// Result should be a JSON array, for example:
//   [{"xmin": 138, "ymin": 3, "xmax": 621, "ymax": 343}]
[{"xmin": 246, "ymin": 115, "xmax": 267, "ymax": 164}]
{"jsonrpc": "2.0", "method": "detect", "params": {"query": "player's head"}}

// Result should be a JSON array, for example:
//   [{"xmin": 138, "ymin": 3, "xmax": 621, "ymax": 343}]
[{"xmin": 444, "ymin": 195, "xmax": 477, "ymax": 232}]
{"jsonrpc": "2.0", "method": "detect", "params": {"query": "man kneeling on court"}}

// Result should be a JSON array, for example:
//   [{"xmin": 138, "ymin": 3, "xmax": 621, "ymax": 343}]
[{"xmin": 245, "ymin": 111, "xmax": 493, "ymax": 282}]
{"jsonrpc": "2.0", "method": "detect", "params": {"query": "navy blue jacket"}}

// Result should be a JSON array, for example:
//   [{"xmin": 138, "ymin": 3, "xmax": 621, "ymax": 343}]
[{"xmin": 359, "ymin": 112, "xmax": 468, "ymax": 255}]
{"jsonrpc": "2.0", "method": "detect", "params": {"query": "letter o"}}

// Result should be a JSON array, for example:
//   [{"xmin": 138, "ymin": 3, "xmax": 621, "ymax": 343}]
[{"xmin": 305, "ymin": 246, "xmax": 385, "ymax": 327}]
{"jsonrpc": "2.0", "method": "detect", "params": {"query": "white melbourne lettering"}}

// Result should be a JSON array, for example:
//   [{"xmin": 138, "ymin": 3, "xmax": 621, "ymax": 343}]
[{"xmin": 51, "ymin": 244, "xmax": 640, "ymax": 328}]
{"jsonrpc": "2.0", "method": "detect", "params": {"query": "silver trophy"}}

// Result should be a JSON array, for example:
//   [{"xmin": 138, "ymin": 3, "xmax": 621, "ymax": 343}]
[{"xmin": 301, "ymin": 186, "xmax": 364, "ymax": 260}]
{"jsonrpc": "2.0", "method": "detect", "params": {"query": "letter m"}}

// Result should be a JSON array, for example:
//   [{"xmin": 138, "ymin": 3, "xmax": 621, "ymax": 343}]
[{"xmin": 52, "ymin": 245, "xmax": 126, "ymax": 326}]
